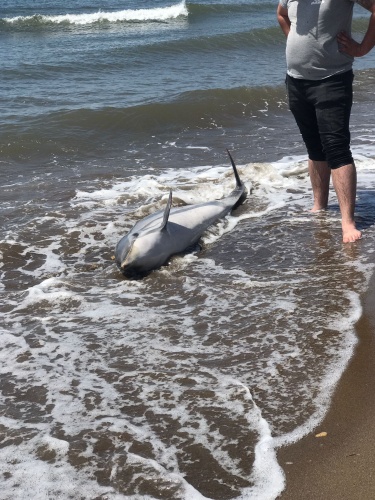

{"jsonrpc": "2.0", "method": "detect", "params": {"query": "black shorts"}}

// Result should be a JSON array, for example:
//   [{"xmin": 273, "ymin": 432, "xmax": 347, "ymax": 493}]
[{"xmin": 286, "ymin": 70, "xmax": 354, "ymax": 169}]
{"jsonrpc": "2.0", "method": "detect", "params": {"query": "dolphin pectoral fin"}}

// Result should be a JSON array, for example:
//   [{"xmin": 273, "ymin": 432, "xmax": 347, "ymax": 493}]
[{"xmin": 160, "ymin": 190, "xmax": 172, "ymax": 230}]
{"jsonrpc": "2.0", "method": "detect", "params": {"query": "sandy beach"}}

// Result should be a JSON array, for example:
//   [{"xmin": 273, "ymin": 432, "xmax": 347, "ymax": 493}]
[{"xmin": 278, "ymin": 266, "xmax": 375, "ymax": 499}]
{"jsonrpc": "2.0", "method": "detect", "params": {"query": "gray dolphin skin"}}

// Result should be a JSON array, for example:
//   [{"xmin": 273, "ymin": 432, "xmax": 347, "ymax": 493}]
[{"xmin": 115, "ymin": 150, "xmax": 247, "ymax": 277}]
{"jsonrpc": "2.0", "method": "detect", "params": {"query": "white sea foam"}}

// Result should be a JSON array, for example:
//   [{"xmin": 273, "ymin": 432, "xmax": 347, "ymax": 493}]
[
  {"xmin": 274, "ymin": 290, "xmax": 364, "ymax": 449},
  {"xmin": 2, "ymin": 154, "xmax": 375, "ymax": 499},
  {"xmin": 3, "ymin": 1, "xmax": 188, "ymax": 26}
]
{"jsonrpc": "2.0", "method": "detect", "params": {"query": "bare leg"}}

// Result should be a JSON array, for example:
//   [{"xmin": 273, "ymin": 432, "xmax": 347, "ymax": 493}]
[
  {"xmin": 331, "ymin": 163, "xmax": 362, "ymax": 243},
  {"xmin": 308, "ymin": 159, "xmax": 331, "ymax": 211}
]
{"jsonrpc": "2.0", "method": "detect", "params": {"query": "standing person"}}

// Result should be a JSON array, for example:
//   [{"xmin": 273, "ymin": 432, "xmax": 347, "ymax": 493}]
[{"xmin": 277, "ymin": 0, "xmax": 375, "ymax": 243}]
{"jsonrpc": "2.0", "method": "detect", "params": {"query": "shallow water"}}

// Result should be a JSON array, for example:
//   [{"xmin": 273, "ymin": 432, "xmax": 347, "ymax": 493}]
[{"xmin": 2, "ymin": 1, "xmax": 375, "ymax": 499}]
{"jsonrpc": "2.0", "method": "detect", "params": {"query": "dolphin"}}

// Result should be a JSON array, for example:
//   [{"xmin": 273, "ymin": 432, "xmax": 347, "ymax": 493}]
[{"xmin": 115, "ymin": 150, "xmax": 247, "ymax": 277}]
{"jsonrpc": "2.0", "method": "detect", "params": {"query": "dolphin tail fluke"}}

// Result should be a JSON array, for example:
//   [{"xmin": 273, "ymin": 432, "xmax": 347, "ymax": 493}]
[
  {"xmin": 226, "ymin": 149, "xmax": 243, "ymax": 188},
  {"xmin": 227, "ymin": 149, "xmax": 247, "ymax": 209},
  {"xmin": 161, "ymin": 190, "xmax": 173, "ymax": 230}
]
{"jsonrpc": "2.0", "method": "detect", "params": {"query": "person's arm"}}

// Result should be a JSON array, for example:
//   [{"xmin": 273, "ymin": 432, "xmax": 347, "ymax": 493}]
[
  {"xmin": 337, "ymin": 0, "xmax": 375, "ymax": 57},
  {"xmin": 277, "ymin": 3, "xmax": 290, "ymax": 37}
]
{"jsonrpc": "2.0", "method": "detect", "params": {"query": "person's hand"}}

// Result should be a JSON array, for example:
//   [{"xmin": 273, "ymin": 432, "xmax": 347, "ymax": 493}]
[{"xmin": 337, "ymin": 31, "xmax": 364, "ymax": 57}]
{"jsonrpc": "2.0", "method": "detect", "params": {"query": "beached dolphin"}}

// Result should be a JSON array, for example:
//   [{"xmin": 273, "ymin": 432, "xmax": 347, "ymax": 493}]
[{"xmin": 115, "ymin": 150, "xmax": 247, "ymax": 277}]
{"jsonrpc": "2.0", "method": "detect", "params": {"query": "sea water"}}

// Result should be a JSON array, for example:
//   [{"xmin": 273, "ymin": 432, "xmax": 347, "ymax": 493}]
[{"xmin": 2, "ymin": 1, "xmax": 375, "ymax": 499}]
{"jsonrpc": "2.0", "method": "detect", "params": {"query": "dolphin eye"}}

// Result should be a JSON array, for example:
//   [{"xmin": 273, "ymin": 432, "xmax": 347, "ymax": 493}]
[{"xmin": 133, "ymin": 233, "xmax": 139, "ymax": 238}]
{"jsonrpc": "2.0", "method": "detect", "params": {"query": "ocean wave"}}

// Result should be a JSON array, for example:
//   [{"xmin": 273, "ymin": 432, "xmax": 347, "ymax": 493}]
[
  {"xmin": 0, "ymin": 1, "xmax": 188, "ymax": 27},
  {"xmin": 1, "ymin": 86, "xmax": 286, "ymax": 134},
  {"xmin": 0, "ymin": 85, "xmax": 287, "ymax": 161},
  {"xmin": 137, "ymin": 25, "xmax": 282, "ymax": 57},
  {"xmin": 189, "ymin": 1, "xmax": 276, "ymax": 16}
]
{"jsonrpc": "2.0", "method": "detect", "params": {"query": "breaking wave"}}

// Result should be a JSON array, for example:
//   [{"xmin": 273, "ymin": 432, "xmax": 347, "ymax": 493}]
[{"xmin": 1, "ymin": 1, "xmax": 188, "ymax": 27}]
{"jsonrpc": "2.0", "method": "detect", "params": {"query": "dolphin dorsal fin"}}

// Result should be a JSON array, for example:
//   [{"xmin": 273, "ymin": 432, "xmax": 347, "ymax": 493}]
[{"xmin": 161, "ymin": 190, "xmax": 172, "ymax": 230}]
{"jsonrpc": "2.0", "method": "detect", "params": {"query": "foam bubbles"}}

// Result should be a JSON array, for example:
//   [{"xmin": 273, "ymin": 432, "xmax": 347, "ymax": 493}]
[
  {"xmin": 3, "ymin": 2, "xmax": 189, "ymax": 26},
  {"xmin": 2, "ymin": 154, "xmax": 375, "ymax": 499}
]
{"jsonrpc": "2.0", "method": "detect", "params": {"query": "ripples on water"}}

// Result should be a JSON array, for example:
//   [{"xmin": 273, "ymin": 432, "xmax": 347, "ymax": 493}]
[
  {"xmin": 2, "ymin": 157, "xmax": 375, "ymax": 498},
  {"xmin": 2, "ymin": 1, "xmax": 375, "ymax": 498}
]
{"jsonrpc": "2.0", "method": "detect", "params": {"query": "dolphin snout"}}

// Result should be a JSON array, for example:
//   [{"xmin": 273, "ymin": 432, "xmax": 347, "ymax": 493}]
[
  {"xmin": 119, "ymin": 261, "xmax": 147, "ymax": 279},
  {"xmin": 115, "ymin": 235, "xmax": 137, "ymax": 269}
]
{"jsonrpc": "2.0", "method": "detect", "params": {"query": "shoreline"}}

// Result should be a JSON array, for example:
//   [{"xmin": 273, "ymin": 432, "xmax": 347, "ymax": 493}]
[{"xmin": 277, "ymin": 268, "xmax": 375, "ymax": 499}]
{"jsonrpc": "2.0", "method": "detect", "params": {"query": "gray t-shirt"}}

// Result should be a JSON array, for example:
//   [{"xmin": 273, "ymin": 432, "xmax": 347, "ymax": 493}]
[{"xmin": 280, "ymin": 0, "xmax": 357, "ymax": 80}]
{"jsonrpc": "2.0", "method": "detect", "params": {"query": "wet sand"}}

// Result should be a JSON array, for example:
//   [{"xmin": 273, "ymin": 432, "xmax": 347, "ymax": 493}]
[{"xmin": 278, "ymin": 269, "xmax": 375, "ymax": 499}]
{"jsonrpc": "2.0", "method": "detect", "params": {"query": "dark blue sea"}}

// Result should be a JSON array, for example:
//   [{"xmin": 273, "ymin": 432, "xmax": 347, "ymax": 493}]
[{"xmin": 2, "ymin": 1, "xmax": 375, "ymax": 498}]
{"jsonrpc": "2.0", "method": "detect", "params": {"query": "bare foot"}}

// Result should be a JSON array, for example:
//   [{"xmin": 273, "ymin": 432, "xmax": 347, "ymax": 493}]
[{"xmin": 342, "ymin": 221, "xmax": 362, "ymax": 243}]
